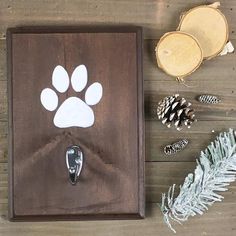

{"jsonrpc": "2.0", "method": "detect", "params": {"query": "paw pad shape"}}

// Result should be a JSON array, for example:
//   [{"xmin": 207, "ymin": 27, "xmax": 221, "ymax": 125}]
[{"xmin": 40, "ymin": 65, "xmax": 103, "ymax": 128}]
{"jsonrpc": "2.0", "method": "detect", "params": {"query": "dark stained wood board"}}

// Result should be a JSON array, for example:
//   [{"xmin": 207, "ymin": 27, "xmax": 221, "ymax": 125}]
[
  {"xmin": 7, "ymin": 27, "xmax": 144, "ymax": 220},
  {"xmin": 0, "ymin": 0, "xmax": 236, "ymax": 236}
]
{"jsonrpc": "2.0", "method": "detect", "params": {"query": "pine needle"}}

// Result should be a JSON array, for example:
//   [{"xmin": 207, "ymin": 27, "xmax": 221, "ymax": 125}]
[{"xmin": 161, "ymin": 129, "xmax": 236, "ymax": 233}]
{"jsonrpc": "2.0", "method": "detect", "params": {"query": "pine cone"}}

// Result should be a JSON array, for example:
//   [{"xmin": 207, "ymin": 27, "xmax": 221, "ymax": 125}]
[
  {"xmin": 164, "ymin": 139, "xmax": 189, "ymax": 155},
  {"xmin": 157, "ymin": 94, "xmax": 196, "ymax": 131},
  {"xmin": 197, "ymin": 94, "xmax": 221, "ymax": 104}
]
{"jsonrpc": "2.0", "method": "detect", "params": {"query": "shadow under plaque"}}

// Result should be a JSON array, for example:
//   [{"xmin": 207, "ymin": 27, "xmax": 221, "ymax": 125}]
[{"xmin": 7, "ymin": 26, "xmax": 144, "ymax": 221}]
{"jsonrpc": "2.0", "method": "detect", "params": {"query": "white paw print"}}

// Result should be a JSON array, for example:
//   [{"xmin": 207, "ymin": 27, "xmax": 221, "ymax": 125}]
[{"xmin": 40, "ymin": 65, "xmax": 103, "ymax": 128}]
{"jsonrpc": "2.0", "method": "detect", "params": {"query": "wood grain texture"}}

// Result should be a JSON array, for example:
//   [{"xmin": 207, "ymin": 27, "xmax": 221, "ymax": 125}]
[
  {"xmin": 0, "ymin": 0, "xmax": 236, "ymax": 235},
  {"xmin": 1, "ymin": 163, "xmax": 236, "ymax": 235},
  {"xmin": 146, "ymin": 121, "xmax": 236, "ymax": 161},
  {"xmin": 2, "ymin": 202, "xmax": 236, "ymax": 236},
  {"xmin": 0, "ymin": 0, "xmax": 235, "ymax": 40},
  {"xmin": 7, "ymin": 27, "xmax": 144, "ymax": 220},
  {"xmin": 2, "ymin": 162, "xmax": 236, "ymax": 204},
  {"xmin": 145, "ymin": 162, "xmax": 236, "ymax": 203}
]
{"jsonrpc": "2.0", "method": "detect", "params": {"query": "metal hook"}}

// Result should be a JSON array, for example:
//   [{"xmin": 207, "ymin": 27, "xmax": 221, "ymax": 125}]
[{"xmin": 66, "ymin": 145, "xmax": 83, "ymax": 185}]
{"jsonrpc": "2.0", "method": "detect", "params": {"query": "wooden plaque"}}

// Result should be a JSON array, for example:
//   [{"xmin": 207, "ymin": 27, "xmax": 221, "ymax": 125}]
[{"xmin": 7, "ymin": 27, "xmax": 144, "ymax": 221}]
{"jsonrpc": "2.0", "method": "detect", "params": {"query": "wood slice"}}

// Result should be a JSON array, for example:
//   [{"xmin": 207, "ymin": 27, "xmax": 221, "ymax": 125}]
[
  {"xmin": 155, "ymin": 31, "xmax": 203, "ymax": 78},
  {"xmin": 178, "ymin": 4, "xmax": 229, "ymax": 59}
]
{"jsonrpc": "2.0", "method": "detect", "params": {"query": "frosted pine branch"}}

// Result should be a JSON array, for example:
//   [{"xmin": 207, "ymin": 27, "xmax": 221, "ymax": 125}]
[{"xmin": 161, "ymin": 129, "xmax": 236, "ymax": 233}]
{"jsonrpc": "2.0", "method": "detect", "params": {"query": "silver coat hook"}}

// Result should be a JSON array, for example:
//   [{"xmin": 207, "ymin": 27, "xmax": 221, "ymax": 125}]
[{"xmin": 66, "ymin": 145, "xmax": 83, "ymax": 185}]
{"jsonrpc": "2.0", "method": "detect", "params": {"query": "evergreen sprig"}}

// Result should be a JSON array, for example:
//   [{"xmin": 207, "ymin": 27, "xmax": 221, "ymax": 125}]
[{"xmin": 161, "ymin": 129, "xmax": 236, "ymax": 233}]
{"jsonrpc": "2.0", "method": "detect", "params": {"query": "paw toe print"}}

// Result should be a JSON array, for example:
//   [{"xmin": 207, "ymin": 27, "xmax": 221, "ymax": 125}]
[{"xmin": 40, "ymin": 65, "xmax": 103, "ymax": 128}]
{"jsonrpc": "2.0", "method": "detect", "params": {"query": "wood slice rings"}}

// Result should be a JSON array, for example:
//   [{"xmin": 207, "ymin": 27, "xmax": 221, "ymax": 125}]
[
  {"xmin": 155, "ymin": 32, "xmax": 203, "ymax": 79},
  {"xmin": 178, "ymin": 4, "xmax": 229, "ymax": 59},
  {"xmin": 155, "ymin": 2, "xmax": 230, "ymax": 79}
]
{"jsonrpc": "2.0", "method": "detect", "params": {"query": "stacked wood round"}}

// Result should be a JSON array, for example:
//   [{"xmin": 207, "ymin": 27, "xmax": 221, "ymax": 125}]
[{"xmin": 155, "ymin": 3, "xmax": 229, "ymax": 78}]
